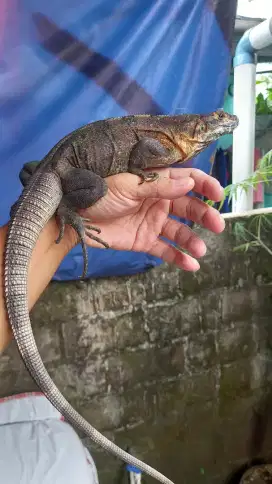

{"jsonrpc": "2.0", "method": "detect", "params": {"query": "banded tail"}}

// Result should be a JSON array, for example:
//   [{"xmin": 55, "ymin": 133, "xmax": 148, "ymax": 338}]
[{"xmin": 4, "ymin": 170, "xmax": 174, "ymax": 484}]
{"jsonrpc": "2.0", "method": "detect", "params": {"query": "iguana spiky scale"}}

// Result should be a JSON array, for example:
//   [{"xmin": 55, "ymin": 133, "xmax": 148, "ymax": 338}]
[{"xmin": 4, "ymin": 111, "xmax": 238, "ymax": 484}]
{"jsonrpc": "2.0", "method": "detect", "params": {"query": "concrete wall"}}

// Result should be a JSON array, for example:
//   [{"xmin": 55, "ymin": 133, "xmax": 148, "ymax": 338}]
[{"xmin": 1, "ymin": 215, "xmax": 272, "ymax": 484}]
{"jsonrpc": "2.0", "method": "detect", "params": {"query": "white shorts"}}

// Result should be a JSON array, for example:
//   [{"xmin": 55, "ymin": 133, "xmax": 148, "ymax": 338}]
[{"xmin": 0, "ymin": 392, "xmax": 99, "ymax": 484}]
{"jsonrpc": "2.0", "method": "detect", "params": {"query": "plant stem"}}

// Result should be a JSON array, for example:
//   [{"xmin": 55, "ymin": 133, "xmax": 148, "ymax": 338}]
[{"xmin": 242, "ymin": 226, "xmax": 272, "ymax": 256}]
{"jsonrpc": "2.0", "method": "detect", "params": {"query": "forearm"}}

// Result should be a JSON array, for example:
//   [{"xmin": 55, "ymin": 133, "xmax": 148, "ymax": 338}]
[{"xmin": 0, "ymin": 219, "xmax": 75, "ymax": 352}]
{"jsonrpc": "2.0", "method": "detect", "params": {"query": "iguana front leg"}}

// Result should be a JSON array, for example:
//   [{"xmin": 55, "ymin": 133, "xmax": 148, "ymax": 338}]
[{"xmin": 128, "ymin": 137, "xmax": 171, "ymax": 184}]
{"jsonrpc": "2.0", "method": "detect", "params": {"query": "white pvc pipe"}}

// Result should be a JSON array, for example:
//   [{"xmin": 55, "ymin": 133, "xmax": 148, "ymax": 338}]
[
  {"xmin": 232, "ymin": 63, "xmax": 256, "ymax": 212},
  {"xmin": 232, "ymin": 17, "xmax": 272, "ymax": 213},
  {"xmin": 223, "ymin": 207, "xmax": 272, "ymax": 220},
  {"xmin": 249, "ymin": 18, "xmax": 272, "ymax": 50}
]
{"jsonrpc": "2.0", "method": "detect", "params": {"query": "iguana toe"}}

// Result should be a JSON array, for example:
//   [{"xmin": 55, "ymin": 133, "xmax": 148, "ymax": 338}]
[{"xmin": 85, "ymin": 230, "xmax": 110, "ymax": 249}]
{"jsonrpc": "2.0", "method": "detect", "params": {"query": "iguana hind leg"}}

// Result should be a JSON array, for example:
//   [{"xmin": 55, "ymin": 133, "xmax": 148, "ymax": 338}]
[{"xmin": 55, "ymin": 168, "xmax": 109, "ymax": 278}]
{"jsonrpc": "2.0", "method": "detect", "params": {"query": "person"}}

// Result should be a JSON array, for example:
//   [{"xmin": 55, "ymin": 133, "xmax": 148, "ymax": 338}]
[{"xmin": 0, "ymin": 167, "xmax": 225, "ymax": 483}]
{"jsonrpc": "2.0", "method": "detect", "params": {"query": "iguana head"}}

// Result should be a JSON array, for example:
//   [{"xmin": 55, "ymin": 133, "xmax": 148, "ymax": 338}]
[{"xmin": 135, "ymin": 110, "xmax": 238, "ymax": 165}]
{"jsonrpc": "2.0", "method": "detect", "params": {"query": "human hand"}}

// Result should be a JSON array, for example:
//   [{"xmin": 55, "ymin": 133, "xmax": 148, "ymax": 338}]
[
  {"xmin": 78, "ymin": 167, "xmax": 225, "ymax": 272},
  {"xmin": 0, "ymin": 167, "xmax": 224, "ymax": 351}
]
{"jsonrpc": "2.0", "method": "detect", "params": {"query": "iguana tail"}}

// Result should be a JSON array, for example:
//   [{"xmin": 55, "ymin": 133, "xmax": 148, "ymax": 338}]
[{"xmin": 4, "ymin": 170, "xmax": 174, "ymax": 484}]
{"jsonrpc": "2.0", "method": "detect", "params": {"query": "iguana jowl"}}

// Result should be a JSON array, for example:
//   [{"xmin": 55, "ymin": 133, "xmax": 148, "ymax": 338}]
[{"xmin": 4, "ymin": 111, "xmax": 238, "ymax": 484}]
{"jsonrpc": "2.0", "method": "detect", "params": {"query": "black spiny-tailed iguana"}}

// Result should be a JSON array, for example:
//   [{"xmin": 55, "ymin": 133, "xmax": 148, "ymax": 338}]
[{"xmin": 4, "ymin": 111, "xmax": 238, "ymax": 484}]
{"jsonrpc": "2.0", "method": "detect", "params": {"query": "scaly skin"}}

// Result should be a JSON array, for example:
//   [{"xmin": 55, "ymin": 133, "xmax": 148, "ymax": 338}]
[{"xmin": 4, "ymin": 111, "xmax": 238, "ymax": 484}]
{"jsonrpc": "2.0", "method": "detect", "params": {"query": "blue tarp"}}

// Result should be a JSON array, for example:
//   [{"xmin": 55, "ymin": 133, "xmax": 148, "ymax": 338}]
[{"xmin": 0, "ymin": 0, "xmax": 237, "ymax": 280}]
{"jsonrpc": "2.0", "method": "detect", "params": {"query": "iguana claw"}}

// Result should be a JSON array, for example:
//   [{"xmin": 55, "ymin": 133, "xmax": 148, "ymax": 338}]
[
  {"xmin": 138, "ymin": 172, "xmax": 159, "ymax": 184},
  {"xmin": 82, "ymin": 218, "xmax": 109, "ymax": 248}
]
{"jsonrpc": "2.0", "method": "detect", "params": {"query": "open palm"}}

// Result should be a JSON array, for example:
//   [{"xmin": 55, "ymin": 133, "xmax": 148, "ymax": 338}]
[{"xmin": 79, "ymin": 167, "xmax": 225, "ymax": 272}]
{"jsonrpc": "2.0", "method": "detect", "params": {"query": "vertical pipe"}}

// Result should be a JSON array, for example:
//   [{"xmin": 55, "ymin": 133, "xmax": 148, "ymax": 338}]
[{"xmin": 232, "ymin": 62, "xmax": 256, "ymax": 212}]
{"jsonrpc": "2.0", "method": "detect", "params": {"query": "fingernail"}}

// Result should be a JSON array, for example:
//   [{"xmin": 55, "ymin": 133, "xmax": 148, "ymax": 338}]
[
  {"xmin": 190, "ymin": 239, "xmax": 207, "ymax": 257},
  {"xmin": 192, "ymin": 261, "xmax": 200, "ymax": 271},
  {"xmin": 215, "ymin": 214, "xmax": 225, "ymax": 233},
  {"xmin": 219, "ymin": 214, "xmax": 226, "ymax": 229},
  {"xmin": 219, "ymin": 186, "xmax": 225, "ymax": 199}
]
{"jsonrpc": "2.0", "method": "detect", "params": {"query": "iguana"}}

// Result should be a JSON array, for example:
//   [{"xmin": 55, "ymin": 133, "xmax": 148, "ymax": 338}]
[{"xmin": 4, "ymin": 111, "xmax": 238, "ymax": 484}]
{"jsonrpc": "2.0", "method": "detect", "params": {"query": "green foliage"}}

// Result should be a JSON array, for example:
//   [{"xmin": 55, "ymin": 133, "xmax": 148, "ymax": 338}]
[
  {"xmin": 255, "ymin": 75, "xmax": 272, "ymax": 115},
  {"xmin": 232, "ymin": 214, "xmax": 272, "ymax": 256},
  {"xmin": 206, "ymin": 150, "xmax": 272, "ymax": 256},
  {"xmin": 207, "ymin": 149, "xmax": 272, "ymax": 211}
]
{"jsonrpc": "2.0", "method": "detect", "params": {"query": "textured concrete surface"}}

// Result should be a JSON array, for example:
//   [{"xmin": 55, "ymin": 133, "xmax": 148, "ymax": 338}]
[{"xmin": 1, "ymin": 216, "xmax": 272, "ymax": 484}]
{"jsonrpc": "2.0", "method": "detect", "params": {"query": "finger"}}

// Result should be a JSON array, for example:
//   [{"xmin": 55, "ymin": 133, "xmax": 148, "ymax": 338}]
[
  {"xmin": 150, "ymin": 239, "xmax": 200, "ymax": 271},
  {"xmin": 169, "ymin": 168, "xmax": 224, "ymax": 202},
  {"xmin": 120, "ymin": 172, "xmax": 195, "ymax": 200},
  {"xmin": 171, "ymin": 196, "xmax": 225, "ymax": 233},
  {"xmin": 162, "ymin": 218, "xmax": 207, "ymax": 258}
]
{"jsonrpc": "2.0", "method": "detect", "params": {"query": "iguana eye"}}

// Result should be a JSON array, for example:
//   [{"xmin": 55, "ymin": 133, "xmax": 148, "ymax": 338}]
[{"xmin": 215, "ymin": 110, "xmax": 224, "ymax": 119}]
